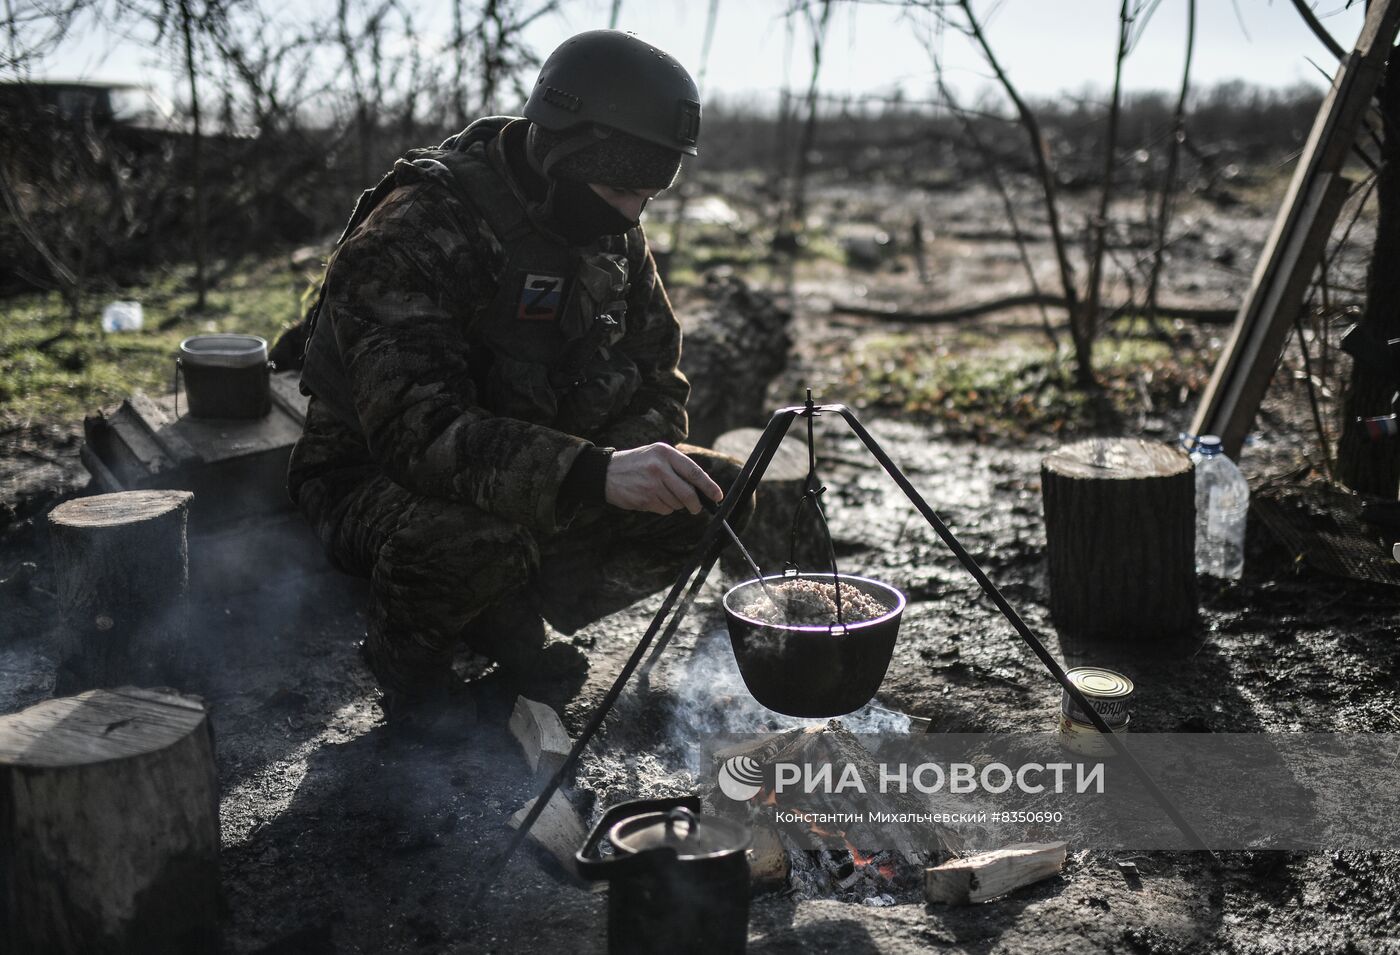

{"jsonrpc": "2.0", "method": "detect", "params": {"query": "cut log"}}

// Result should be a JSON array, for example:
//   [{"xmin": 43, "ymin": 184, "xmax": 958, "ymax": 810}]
[
  {"xmin": 678, "ymin": 273, "xmax": 792, "ymax": 446},
  {"xmin": 713, "ymin": 427, "xmax": 831, "ymax": 579},
  {"xmin": 1041, "ymin": 439, "xmax": 1196, "ymax": 647},
  {"xmin": 924, "ymin": 841, "xmax": 1067, "ymax": 905},
  {"xmin": 48, "ymin": 490, "xmax": 193, "ymax": 695},
  {"xmin": 509, "ymin": 789, "xmax": 586, "ymax": 879},
  {"xmin": 0, "ymin": 687, "xmax": 221, "ymax": 953},
  {"xmin": 509, "ymin": 696, "xmax": 572, "ymax": 785}
]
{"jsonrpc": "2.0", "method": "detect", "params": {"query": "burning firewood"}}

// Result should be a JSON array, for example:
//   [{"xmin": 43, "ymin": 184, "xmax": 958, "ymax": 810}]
[
  {"xmin": 924, "ymin": 841, "xmax": 1068, "ymax": 905},
  {"xmin": 509, "ymin": 696, "xmax": 571, "ymax": 785},
  {"xmin": 713, "ymin": 722, "xmax": 963, "ymax": 864}
]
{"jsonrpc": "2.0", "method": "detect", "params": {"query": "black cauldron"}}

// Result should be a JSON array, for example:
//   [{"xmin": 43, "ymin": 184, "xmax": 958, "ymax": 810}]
[
  {"xmin": 722, "ymin": 573, "xmax": 906, "ymax": 718},
  {"xmin": 576, "ymin": 797, "xmax": 750, "ymax": 955}
]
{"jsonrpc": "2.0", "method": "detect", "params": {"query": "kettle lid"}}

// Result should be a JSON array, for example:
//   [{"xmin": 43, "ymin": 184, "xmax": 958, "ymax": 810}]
[{"xmin": 608, "ymin": 807, "xmax": 750, "ymax": 860}]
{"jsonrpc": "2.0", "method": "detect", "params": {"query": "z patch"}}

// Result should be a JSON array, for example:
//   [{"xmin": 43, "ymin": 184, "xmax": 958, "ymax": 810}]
[{"xmin": 517, "ymin": 273, "xmax": 565, "ymax": 321}]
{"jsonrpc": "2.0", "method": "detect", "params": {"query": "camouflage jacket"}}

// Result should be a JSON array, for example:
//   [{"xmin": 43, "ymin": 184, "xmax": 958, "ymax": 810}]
[{"xmin": 296, "ymin": 118, "xmax": 690, "ymax": 534}]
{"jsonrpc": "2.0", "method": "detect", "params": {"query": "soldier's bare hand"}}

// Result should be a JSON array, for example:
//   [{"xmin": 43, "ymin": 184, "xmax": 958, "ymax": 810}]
[{"xmin": 604, "ymin": 444, "xmax": 724, "ymax": 515}]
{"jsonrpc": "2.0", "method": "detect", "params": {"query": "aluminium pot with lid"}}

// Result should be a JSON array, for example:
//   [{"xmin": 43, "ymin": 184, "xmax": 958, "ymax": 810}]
[
  {"xmin": 577, "ymin": 797, "xmax": 750, "ymax": 954},
  {"xmin": 177, "ymin": 334, "xmax": 271, "ymax": 419}
]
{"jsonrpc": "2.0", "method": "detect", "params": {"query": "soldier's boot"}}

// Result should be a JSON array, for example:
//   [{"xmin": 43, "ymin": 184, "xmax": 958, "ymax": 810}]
[
  {"xmin": 362, "ymin": 606, "xmax": 476, "ymax": 737},
  {"xmin": 462, "ymin": 589, "xmax": 589, "ymax": 681}
]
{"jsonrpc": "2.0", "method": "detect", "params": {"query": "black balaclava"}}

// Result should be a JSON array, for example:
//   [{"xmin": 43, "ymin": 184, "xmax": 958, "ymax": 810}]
[{"xmin": 521, "ymin": 122, "xmax": 682, "ymax": 244}]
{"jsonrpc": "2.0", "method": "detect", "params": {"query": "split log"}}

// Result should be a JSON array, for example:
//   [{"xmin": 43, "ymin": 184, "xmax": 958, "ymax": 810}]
[
  {"xmin": 48, "ymin": 490, "xmax": 193, "ymax": 695},
  {"xmin": 713, "ymin": 427, "xmax": 830, "ymax": 579},
  {"xmin": 924, "ymin": 841, "xmax": 1067, "ymax": 905},
  {"xmin": 509, "ymin": 789, "xmax": 586, "ymax": 879},
  {"xmin": 748, "ymin": 824, "xmax": 790, "ymax": 889},
  {"xmin": 0, "ymin": 687, "xmax": 221, "ymax": 953},
  {"xmin": 509, "ymin": 696, "xmax": 571, "ymax": 785},
  {"xmin": 678, "ymin": 273, "xmax": 792, "ymax": 447},
  {"xmin": 1041, "ymin": 439, "xmax": 1196, "ymax": 646}
]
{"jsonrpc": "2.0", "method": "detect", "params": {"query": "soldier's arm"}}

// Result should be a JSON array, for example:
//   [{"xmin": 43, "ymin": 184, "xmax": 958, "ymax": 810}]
[
  {"xmin": 592, "ymin": 234, "xmax": 690, "ymax": 450},
  {"xmin": 326, "ymin": 185, "xmax": 591, "ymax": 533}
]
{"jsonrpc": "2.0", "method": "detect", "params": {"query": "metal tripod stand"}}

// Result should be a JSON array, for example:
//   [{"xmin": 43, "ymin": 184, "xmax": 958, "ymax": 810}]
[{"xmin": 491, "ymin": 394, "xmax": 1210, "ymax": 889}]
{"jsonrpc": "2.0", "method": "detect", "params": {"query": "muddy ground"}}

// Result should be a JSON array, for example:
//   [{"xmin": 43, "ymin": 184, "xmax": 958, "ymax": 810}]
[{"xmin": 3, "ymin": 178, "xmax": 1400, "ymax": 953}]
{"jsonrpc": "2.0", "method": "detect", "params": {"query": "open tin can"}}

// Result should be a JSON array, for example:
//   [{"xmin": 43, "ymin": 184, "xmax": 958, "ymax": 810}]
[{"xmin": 1061, "ymin": 667, "xmax": 1134, "ymax": 728}]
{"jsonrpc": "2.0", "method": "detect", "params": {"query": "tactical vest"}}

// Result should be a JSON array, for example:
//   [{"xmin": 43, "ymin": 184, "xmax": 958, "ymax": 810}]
[{"xmin": 300, "ymin": 117, "xmax": 642, "ymax": 439}]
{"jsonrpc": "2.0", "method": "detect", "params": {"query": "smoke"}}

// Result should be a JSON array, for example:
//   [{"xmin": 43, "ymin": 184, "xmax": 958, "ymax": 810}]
[{"xmin": 663, "ymin": 627, "xmax": 910, "ymax": 774}]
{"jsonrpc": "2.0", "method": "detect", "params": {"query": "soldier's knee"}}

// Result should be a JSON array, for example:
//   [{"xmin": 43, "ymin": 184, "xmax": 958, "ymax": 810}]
[{"xmin": 377, "ymin": 501, "xmax": 539, "ymax": 601}]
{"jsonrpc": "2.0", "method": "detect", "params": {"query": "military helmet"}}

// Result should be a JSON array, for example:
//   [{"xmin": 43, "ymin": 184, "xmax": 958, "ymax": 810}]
[{"xmin": 524, "ymin": 30, "xmax": 701, "ymax": 157}]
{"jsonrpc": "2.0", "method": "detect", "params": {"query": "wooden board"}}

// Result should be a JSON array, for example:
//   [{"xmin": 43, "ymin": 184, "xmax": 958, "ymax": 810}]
[
  {"xmin": 1191, "ymin": 0, "xmax": 1400, "ymax": 456},
  {"xmin": 83, "ymin": 370, "xmax": 309, "ymax": 525},
  {"xmin": 81, "ymin": 372, "xmax": 334, "ymax": 596}
]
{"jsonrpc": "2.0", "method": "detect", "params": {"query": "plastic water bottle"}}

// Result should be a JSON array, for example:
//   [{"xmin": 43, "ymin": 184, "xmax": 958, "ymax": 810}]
[
  {"xmin": 100, "ymin": 300, "xmax": 144, "ymax": 333},
  {"xmin": 1190, "ymin": 435, "xmax": 1249, "ymax": 580}
]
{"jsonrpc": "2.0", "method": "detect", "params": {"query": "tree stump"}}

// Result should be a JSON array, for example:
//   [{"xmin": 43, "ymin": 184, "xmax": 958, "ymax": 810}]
[
  {"xmin": 713, "ymin": 428, "xmax": 831, "ymax": 581},
  {"xmin": 1041, "ymin": 438, "xmax": 1196, "ymax": 646},
  {"xmin": 0, "ymin": 687, "xmax": 221, "ymax": 954},
  {"xmin": 48, "ymin": 490, "xmax": 194, "ymax": 695}
]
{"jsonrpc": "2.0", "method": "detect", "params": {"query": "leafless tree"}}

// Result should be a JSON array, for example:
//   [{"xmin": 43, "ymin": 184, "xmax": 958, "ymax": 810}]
[
  {"xmin": 1143, "ymin": 0, "xmax": 1195, "ymax": 328},
  {"xmin": 786, "ymin": 0, "xmax": 833, "ymax": 232}
]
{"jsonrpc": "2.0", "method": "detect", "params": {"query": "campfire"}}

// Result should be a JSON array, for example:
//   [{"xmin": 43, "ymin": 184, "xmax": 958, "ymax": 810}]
[{"xmin": 699, "ymin": 719, "xmax": 964, "ymax": 905}]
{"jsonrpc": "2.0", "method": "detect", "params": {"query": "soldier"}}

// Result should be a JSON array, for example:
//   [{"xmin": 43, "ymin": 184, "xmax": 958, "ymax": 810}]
[{"xmin": 288, "ymin": 30, "xmax": 752, "ymax": 723}]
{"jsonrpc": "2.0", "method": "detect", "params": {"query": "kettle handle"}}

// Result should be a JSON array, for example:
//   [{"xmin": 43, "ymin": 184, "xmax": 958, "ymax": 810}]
[{"xmin": 575, "ymin": 795, "xmax": 701, "ymax": 880}]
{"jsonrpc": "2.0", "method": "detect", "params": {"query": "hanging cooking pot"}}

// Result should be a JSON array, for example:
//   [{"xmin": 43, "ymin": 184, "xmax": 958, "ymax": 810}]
[
  {"xmin": 723, "ymin": 572, "xmax": 906, "ymax": 718},
  {"xmin": 576, "ymin": 797, "xmax": 750, "ymax": 955}
]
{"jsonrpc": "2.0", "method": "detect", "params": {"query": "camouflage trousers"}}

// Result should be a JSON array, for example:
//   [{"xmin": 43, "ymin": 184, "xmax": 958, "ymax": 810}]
[{"xmin": 291, "ymin": 438, "xmax": 752, "ymax": 694}]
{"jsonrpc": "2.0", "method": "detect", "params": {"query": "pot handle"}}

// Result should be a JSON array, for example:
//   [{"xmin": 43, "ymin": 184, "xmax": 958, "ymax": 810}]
[{"xmin": 574, "ymin": 795, "xmax": 701, "ymax": 880}]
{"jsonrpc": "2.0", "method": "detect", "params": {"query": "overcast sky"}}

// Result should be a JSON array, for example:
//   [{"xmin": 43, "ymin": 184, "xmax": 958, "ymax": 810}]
[{"xmin": 46, "ymin": 0, "xmax": 1366, "ymax": 108}]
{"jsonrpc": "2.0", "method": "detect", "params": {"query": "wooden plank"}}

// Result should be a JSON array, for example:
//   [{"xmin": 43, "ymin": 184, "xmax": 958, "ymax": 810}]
[
  {"xmin": 1194, "ymin": 174, "xmax": 1352, "ymax": 456},
  {"xmin": 925, "ymin": 841, "xmax": 1067, "ymax": 905},
  {"xmin": 106, "ymin": 404, "xmax": 174, "ymax": 474},
  {"xmin": 509, "ymin": 697, "xmax": 572, "ymax": 784},
  {"xmin": 268, "ymin": 371, "xmax": 309, "ymax": 425},
  {"xmin": 142, "ymin": 391, "xmax": 305, "ymax": 465},
  {"xmin": 79, "ymin": 444, "xmax": 123, "ymax": 493},
  {"xmin": 1192, "ymin": 0, "xmax": 1400, "ymax": 457},
  {"xmin": 125, "ymin": 392, "xmax": 202, "ymax": 468}
]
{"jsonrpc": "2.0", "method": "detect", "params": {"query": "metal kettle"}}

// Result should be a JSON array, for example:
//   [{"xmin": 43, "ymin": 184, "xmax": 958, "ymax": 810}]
[{"xmin": 576, "ymin": 796, "xmax": 751, "ymax": 955}]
